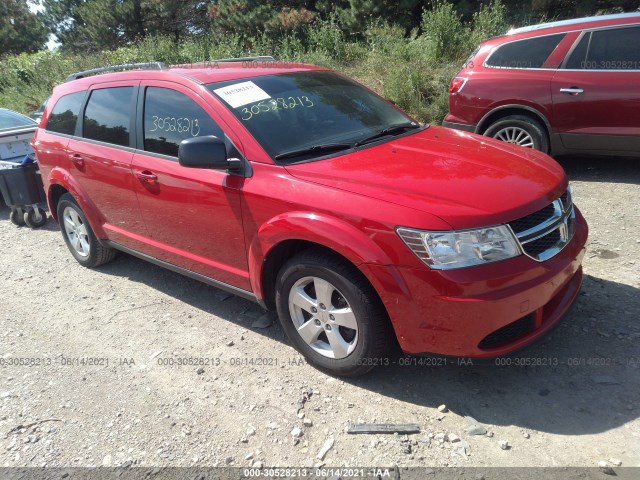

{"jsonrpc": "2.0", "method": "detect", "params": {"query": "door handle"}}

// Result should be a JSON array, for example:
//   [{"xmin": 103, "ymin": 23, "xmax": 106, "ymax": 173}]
[
  {"xmin": 560, "ymin": 87, "xmax": 584, "ymax": 95},
  {"xmin": 70, "ymin": 154, "xmax": 84, "ymax": 169},
  {"xmin": 135, "ymin": 170, "xmax": 158, "ymax": 184}
]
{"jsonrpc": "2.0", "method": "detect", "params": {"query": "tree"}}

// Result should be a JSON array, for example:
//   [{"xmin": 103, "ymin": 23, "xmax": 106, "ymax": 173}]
[
  {"xmin": 500, "ymin": 0, "xmax": 640, "ymax": 22},
  {"xmin": 329, "ymin": 0, "xmax": 427, "ymax": 34},
  {"xmin": 209, "ymin": 1, "xmax": 317, "ymax": 36},
  {"xmin": 38, "ymin": 0, "xmax": 131, "ymax": 51},
  {"xmin": 144, "ymin": 0, "xmax": 212, "ymax": 42},
  {"xmin": 38, "ymin": 0, "xmax": 212, "ymax": 51},
  {"xmin": 34, "ymin": 0, "xmax": 640, "ymax": 52},
  {"xmin": 0, "ymin": 0, "xmax": 48, "ymax": 56}
]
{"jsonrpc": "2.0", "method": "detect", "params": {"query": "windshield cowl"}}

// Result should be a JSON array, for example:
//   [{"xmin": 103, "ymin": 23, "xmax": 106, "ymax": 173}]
[{"xmin": 273, "ymin": 124, "xmax": 428, "ymax": 162}]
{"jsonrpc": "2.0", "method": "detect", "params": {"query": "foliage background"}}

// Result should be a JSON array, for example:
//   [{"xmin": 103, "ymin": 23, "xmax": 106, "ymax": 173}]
[{"xmin": 1, "ymin": 0, "xmax": 638, "ymax": 124}]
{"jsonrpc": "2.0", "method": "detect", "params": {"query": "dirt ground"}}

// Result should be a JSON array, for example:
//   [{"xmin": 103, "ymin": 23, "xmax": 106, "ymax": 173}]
[{"xmin": 0, "ymin": 155, "xmax": 638, "ymax": 473}]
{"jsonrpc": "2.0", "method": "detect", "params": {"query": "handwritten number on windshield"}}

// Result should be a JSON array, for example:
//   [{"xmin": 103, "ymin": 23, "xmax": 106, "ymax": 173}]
[{"xmin": 241, "ymin": 96, "xmax": 314, "ymax": 121}]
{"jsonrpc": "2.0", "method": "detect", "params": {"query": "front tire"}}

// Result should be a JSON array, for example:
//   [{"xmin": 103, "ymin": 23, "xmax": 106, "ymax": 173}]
[
  {"xmin": 57, "ymin": 193, "xmax": 116, "ymax": 267},
  {"xmin": 484, "ymin": 115, "xmax": 549, "ymax": 153},
  {"xmin": 275, "ymin": 249, "xmax": 393, "ymax": 376}
]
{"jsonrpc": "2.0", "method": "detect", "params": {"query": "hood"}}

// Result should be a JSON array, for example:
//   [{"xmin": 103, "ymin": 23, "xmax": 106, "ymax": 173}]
[{"xmin": 285, "ymin": 126, "xmax": 567, "ymax": 230}]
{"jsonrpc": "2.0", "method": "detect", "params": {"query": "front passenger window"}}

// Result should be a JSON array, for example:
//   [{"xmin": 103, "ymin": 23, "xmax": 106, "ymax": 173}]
[
  {"xmin": 565, "ymin": 26, "xmax": 640, "ymax": 70},
  {"xmin": 143, "ymin": 87, "xmax": 224, "ymax": 158}
]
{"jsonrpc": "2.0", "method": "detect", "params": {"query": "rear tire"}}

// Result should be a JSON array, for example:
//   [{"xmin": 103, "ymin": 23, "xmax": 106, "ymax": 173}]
[
  {"xmin": 484, "ymin": 115, "xmax": 549, "ymax": 153},
  {"xmin": 57, "ymin": 193, "xmax": 116, "ymax": 267},
  {"xmin": 275, "ymin": 249, "xmax": 393, "ymax": 376}
]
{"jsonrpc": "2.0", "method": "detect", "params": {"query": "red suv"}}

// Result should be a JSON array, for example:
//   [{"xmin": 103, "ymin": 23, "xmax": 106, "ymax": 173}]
[
  {"xmin": 443, "ymin": 13, "xmax": 640, "ymax": 156},
  {"xmin": 33, "ymin": 59, "xmax": 587, "ymax": 376}
]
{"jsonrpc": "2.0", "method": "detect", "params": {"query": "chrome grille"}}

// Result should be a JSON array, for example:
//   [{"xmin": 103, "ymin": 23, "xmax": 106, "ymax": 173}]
[
  {"xmin": 509, "ymin": 203, "xmax": 555, "ymax": 234},
  {"xmin": 508, "ymin": 188, "xmax": 576, "ymax": 262}
]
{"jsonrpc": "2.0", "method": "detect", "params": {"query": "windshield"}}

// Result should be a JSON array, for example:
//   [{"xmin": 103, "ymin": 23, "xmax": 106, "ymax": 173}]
[
  {"xmin": 207, "ymin": 71, "xmax": 417, "ymax": 161},
  {"xmin": 0, "ymin": 109, "xmax": 36, "ymax": 131}
]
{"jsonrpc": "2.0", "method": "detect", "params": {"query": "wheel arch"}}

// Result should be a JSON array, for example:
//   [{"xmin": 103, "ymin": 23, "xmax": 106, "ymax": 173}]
[
  {"xmin": 47, "ymin": 167, "xmax": 107, "ymax": 238},
  {"xmin": 261, "ymin": 240, "xmax": 375, "ymax": 311},
  {"xmin": 476, "ymin": 104, "xmax": 552, "ymax": 140},
  {"xmin": 249, "ymin": 213, "xmax": 401, "ymax": 312},
  {"xmin": 48, "ymin": 183, "xmax": 68, "ymax": 223}
]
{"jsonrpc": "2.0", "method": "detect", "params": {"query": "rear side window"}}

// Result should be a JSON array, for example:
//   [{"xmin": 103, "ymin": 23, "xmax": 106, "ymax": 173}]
[
  {"xmin": 486, "ymin": 33, "xmax": 565, "ymax": 69},
  {"xmin": 83, "ymin": 87, "xmax": 134, "ymax": 147},
  {"xmin": 565, "ymin": 26, "xmax": 640, "ymax": 70},
  {"xmin": 45, "ymin": 92, "xmax": 85, "ymax": 135},
  {"xmin": 143, "ymin": 87, "xmax": 224, "ymax": 158}
]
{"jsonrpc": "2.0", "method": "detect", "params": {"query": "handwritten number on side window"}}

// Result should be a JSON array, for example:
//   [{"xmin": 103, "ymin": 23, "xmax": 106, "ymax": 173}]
[
  {"xmin": 190, "ymin": 118, "xmax": 200, "ymax": 137},
  {"xmin": 149, "ymin": 115, "xmax": 201, "ymax": 137}
]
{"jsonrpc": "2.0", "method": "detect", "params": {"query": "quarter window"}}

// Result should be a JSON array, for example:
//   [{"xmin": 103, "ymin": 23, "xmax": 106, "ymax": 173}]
[
  {"xmin": 45, "ymin": 92, "xmax": 85, "ymax": 135},
  {"xmin": 486, "ymin": 34, "xmax": 566, "ymax": 69},
  {"xmin": 565, "ymin": 26, "xmax": 640, "ymax": 70},
  {"xmin": 143, "ymin": 87, "xmax": 224, "ymax": 158},
  {"xmin": 83, "ymin": 87, "xmax": 134, "ymax": 147}
]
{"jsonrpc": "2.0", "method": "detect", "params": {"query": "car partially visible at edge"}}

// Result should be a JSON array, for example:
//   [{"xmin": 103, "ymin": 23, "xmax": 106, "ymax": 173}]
[{"xmin": 443, "ymin": 12, "xmax": 640, "ymax": 156}]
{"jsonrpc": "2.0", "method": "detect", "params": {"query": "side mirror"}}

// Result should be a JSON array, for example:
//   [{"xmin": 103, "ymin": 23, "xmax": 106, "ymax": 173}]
[{"xmin": 178, "ymin": 136, "xmax": 242, "ymax": 173}]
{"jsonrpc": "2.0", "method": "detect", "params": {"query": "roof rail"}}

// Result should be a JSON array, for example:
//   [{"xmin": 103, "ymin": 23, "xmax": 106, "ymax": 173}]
[
  {"xmin": 507, "ymin": 12, "xmax": 640, "ymax": 35},
  {"xmin": 65, "ymin": 62, "xmax": 167, "ymax": 82},
  {"xmin": 214, "ymin": 55, "xmax": 275, "ymax": 62},
  {"xmin": 172, "ymin": 56, "xmax": 276, "ymax": 68}
]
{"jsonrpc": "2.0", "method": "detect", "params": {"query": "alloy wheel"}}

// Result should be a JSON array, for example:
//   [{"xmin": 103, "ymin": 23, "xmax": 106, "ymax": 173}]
[
  {"xmin": 62, "ymin": 206, "xmax": 90, "ymax": 257},
  {"xmin": 288, "ymin": 276, "xmax": 358, "ymax": 359},
  {"xmin": 492, "ymin": 126, "xmax": 535, "ymax": 148}
]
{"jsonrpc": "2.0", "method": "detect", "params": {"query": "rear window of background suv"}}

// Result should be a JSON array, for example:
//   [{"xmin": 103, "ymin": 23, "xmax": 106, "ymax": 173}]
[
  {"xmin": 45, "ymin": 91, "xmax": 85, "ymax": 135},
  {"xmin": 485, "ymin": 33, "xmax": 566, "ymax": 69}
]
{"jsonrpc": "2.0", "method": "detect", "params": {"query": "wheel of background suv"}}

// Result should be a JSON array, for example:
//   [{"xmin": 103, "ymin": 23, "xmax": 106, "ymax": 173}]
[
  {"xmin": 275, "ymin": 249, "xmax": 393, "ymax": 376},
  {"xmin": 484, "ymin": 115, "xmax": 549, "ymax": 153},
  {"xmin": 23, "ymin": 208, "xmax": 47, "ymax": 229},
  {"xmin": 57, "ymin": 193, "xmax": 116, "ymax": 267},
  {"xmin": 10, "ymin": 209, "xmax": 25, "ymax": 226}
]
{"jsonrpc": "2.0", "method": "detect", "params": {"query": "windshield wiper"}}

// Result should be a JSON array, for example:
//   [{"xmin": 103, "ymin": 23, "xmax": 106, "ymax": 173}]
[
  {"xmin": 274, "ymin": 143, "xmax": 353, "ymax": 161},
  {"xmin": 274, "ymin": 123, "xmax": 422, "ymax": 161},
  {"xmin": 354, "ymin": 122, "xmax": 421, "ymax": 147}
]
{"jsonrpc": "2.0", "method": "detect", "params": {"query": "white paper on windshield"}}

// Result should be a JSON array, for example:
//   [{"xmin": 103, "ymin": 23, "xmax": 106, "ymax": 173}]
[{"xmin": 213, "ymin": 81, "xmax": 271, "ymax": 108}]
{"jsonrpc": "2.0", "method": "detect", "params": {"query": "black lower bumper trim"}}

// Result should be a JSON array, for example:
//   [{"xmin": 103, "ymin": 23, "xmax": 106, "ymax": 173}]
[{"xmin": 441, "ymin": 121, "xmax": 476, "ymax": 133}]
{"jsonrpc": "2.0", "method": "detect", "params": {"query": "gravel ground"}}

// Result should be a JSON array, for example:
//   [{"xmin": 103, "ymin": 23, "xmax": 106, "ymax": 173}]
[{"xmin": 0, "ymin": 155, "xmax": 638, "ymax": 472}]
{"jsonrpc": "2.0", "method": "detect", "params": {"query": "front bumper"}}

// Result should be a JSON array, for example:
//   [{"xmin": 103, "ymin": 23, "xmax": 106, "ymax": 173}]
[{"xmin": 366, "ymin": 207, "xmax": 588, "ymax": 357}]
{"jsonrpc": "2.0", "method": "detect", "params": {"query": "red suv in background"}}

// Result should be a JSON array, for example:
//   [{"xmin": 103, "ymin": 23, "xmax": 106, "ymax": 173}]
[
  {"xmin": 443, "ymin": 13, "xmax": 640, "ymax": 156},
  {"xmin": 33, "ymin": 59, "xmax": 587, "ymax": 376}
]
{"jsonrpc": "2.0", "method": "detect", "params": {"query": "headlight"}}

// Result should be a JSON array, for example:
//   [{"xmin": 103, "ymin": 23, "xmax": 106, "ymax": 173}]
[{"xmin": 396, "ymin": 225, "xmax": 521, "ymax": 270}]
